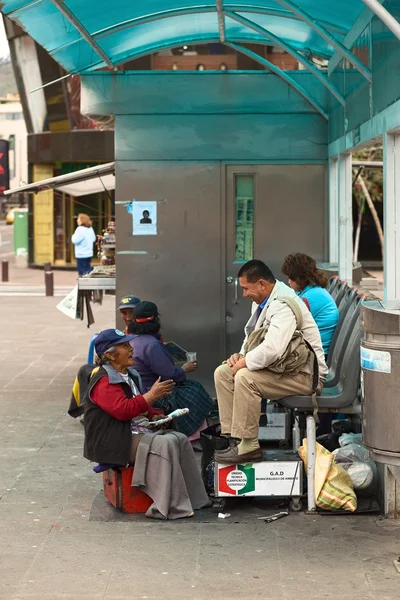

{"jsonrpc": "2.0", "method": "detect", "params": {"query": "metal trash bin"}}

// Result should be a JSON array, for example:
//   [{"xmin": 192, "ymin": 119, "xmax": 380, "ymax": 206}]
[
  {"xmin": 317, "ymin": 261, "xmax": 362, "ymax": 284},
  {"xmin": 361, "ymin": 300, "xmax": 400, "ymax": 466}
]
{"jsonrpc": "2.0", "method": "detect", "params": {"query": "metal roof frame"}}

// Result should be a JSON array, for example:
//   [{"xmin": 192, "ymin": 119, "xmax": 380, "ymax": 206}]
[
  {"xmin": 225, "ymin": 10, "xmax": 345, "ymax": 106},
  {"xmin": 272, "ymin": 0, "xmax": 372, "ymax": 81},
  {"xmin": 226, "ymin": 41, "xmax": 328, "ymax": 119},
  {"xmin": 49, "ymin": 0, "xmax": 114, "ymax": 69}
]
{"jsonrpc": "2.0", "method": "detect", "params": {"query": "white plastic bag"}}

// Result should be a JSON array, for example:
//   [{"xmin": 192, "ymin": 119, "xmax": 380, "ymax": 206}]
[
  {"xmin": 333, "ymin": 443, "xmax": 377, "ymax": 491},
  {"xmin": 56, "ymin": 286, "xmax": 79, "ymax": 320}
]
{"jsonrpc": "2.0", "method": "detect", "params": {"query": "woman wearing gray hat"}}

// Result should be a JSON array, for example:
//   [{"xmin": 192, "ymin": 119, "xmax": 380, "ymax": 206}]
[{"xmin": 83, "ymin": 328, "xmax": 211, "ymax": 519}]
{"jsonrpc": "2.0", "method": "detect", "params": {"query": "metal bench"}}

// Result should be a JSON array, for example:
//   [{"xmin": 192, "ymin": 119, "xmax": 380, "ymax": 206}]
[
  {"xmin": 279, "ymin": 315, "xmax": 362, "ymax": 511},
  {"xmin": 332, "ymin": 279, "xmax": 349, "ymax": 307},
  {"xmin": 325, "ymin": 295, "xmax": 361, "ymax": 385}
]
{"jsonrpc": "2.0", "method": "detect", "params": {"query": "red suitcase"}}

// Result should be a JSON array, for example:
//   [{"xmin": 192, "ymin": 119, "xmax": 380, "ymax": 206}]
[{"xmin": 103, "ymin": 467, "xmax": 153, "ymax": 513}]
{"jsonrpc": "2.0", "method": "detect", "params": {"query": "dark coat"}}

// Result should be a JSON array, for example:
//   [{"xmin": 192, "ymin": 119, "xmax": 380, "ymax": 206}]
[{"xmin": 83, "ymin": 364, "xmax": 143, "ymax": 466}]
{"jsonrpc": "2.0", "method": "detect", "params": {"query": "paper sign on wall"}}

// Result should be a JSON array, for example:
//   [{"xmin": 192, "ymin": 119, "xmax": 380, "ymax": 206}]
[{"xmin": 132, "ymin": 200, "xmax": 157, "ymax": 236}]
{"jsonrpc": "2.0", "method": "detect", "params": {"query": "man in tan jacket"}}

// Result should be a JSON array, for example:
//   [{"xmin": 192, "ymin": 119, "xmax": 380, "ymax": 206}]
[{"xmin": 214, "ymin": 259, "xmax": 327, "ymax": 464}]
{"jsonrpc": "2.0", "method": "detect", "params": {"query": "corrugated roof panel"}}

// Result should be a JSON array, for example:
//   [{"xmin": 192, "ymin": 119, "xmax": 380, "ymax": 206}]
[{"xmin": 1, "ymin": 0, "xmax": 367, "ymax": 72}]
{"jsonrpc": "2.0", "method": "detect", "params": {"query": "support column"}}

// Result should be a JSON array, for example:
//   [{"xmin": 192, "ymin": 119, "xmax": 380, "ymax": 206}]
[
  {"xmin": 338, "ymin": 153, "xmax": 353, "ymax": 282},
  {"xmin": 329, "ymin": 157, "xmax": 339, "ymax": 264},
  {"xmin": 383, "ymin": 132, "xmax": 400, "ymax": 301}
]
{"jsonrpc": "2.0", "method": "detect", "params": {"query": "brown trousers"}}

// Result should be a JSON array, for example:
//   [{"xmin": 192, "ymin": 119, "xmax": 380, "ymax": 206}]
[{"xmin": 214, "ymin": 364, "xmax": 313, "ymax": 439}]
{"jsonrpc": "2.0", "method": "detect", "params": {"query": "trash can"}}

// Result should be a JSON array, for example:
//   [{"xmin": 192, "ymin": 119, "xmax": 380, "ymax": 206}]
[
  {"xmin": 13, "ymin": 209, "xmax": 29, "ymax": 259},
  {"xmin": 361, "ymin": 300, "xmax": 400, "ymax": 466},
  {"xmin": 317, "ymin": 261, "xmax": 362, "ymax": 284}
]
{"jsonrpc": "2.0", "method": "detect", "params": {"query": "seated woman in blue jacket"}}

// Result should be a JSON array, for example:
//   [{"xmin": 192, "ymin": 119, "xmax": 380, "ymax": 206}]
[
  {"xmin": 128, "ymin": 301, "xmax": 215, "ymax": 440},
  {"xmin": 282, "ymin": 253, "xmax": 339, "ymax": 356}
]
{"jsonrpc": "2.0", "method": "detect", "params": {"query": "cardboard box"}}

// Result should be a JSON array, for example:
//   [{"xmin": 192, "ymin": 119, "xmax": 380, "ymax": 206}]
[
  {"xmin": 258, "ymin": 404, "xmax": 290, "ymax": 441},
  {"xmin": 215, "ymin": 452, "xmax": 303, "ymax": 497}
]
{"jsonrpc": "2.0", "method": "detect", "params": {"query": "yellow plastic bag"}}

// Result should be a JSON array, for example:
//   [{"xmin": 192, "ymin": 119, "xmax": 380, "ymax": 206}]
[{"xmin": 299, "ymin": 439, "xmax": 357, "ymax": 512}]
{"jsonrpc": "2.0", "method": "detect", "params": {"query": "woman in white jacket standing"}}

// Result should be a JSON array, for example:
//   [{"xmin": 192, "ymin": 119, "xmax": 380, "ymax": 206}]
[{"xmin": 71, "ymin": 213, "xmax": 97, "ymax": 276}]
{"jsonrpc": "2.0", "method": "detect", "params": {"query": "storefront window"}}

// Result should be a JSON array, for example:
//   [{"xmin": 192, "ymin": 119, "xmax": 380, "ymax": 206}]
[{"xmin": 235, "ymin": 175, "xmax": 254, "ymax": 262}]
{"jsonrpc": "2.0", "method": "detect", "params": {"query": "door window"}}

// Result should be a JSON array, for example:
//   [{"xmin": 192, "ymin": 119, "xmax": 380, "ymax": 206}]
[{"xmin": 235, "ymin": 175, "xmax": 254, "ymax": 262}]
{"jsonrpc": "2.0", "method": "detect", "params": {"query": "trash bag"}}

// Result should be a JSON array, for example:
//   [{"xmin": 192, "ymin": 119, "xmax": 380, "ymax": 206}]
[
  {"xmin": 299, "ymin": 439, "xmax": 357, "ymax": 512},
  {"xmin": 332, "ymin": 420, "xmax": 354, "ymax": 436},
  {"xmin": 339, "ymin": 433, "xmax": 363, "ymax": 447},
  {"xmin": 200, "ymin": 424, "xmax": 229, "ymax": 495},
  {"xmin": 316, "ymin": 432, "xmax": 340, "ymax": 452},
  {"xmin": 333, "ymin": 443, "xmax": 378, "ymax": 493}
]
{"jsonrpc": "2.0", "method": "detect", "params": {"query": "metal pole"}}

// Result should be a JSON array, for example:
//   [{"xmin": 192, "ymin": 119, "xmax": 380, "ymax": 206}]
[
  {"xmin": 338, "ymin": 153, "xmax": 353, "ymax": 282},
  {"xmin": 44, "ymin": 263, "xmax": 54, "ymax": 296},
  {"xmin": 361, "ymin": 0, "xmax": 400, "ymax": 41},
  {"xmin": 384, "ymin": 132, "xmax": 400, "ymax": 301},
  {"xmin": 329, "ymin": 157, "xmax": 339, "ymax": 264},
  {"xmin": 1, "ymin": 260, "xmax": 9, "ymax": 282},
  {"xmin": 306, "ymin": 415, "xmax": 317, "ymax": 512}
]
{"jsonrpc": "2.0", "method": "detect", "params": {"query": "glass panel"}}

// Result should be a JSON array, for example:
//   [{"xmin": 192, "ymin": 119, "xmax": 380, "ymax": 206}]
[{"xmin": 235, "ymin": 175, "xmax": 254, "ymax": 263}]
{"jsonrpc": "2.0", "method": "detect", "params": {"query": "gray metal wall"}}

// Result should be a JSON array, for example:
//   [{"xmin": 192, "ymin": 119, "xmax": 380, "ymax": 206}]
[{"xmin": 115, "ymin": 161, "xmax": 327, "ymax": 392}]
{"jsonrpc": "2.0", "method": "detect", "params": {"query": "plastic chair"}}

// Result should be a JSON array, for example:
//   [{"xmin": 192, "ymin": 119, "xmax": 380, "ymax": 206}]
[
  {"xmin": 333, "ymin": 280, "xmax": 348, "ymax": 307},
  {"xmin": 326, "ymin": 289, "xmax": 360, "ymax": 368},
  {"xmin": 327, "ymin": 276, "xmax": 340, "ymax": 295},
  {"xmin": 279, "ymin": 318, "xmax": 362, "ymax": 412},
  {"xmin": 87, "ymin": 333, "xmax": 99, "ymax": 364},
  {"xmin": 325, "ymin": 296, "xmax": 361, "ymax": 385}
]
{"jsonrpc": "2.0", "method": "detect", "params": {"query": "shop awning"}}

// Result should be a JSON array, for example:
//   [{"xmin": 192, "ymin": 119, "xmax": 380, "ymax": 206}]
[{"xmin": 5, "ymin": 162, "xmax": 115, "ymax": 196}]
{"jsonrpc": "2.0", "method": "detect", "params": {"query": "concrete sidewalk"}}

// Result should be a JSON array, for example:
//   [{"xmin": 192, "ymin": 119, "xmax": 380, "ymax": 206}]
[{"xmin": 0, "ymin": 295, "xmax": 399, "ymax": 600}]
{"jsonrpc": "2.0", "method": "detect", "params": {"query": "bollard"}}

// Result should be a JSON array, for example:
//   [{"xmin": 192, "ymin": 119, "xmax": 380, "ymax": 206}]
[
  {"xmin": 44, "ymin": 264, "xmax": 54, "ymax": 297},
  {"xmin": 2, "ymin": 260, "xmax": 9, "ymax": 282}
]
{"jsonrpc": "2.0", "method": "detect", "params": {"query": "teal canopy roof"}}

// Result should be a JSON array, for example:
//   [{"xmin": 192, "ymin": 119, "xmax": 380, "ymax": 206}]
[{"xmin": 1, "ymin": 1, "xmax": 368, "ymax": 73}]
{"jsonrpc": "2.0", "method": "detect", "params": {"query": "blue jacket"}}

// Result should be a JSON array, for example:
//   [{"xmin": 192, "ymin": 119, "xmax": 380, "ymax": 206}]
[
  {"xmin": 129, "ymin": 334, "xmax": 186, "ymax": 392},
  {"xmin": 297, "ymin": 285, "xmax": 339, "ymax": 355},
  {"xmin": 71, "ymin": 226, "xmax": 96, "ymax": 258}
]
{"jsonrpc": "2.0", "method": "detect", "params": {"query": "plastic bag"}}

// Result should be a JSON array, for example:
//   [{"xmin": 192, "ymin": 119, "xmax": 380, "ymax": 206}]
[
  {"xmin": 56, "ymin": 286, "xmax": 79, "ymax": 320},
  {"xmin": 339, "ymin": 433, "xmax": 363, "ymax": 447},
  {"xmin": 200, "ymin": 424, "xmax": 229, "ymax": 495},
  {"xmin": 333, "ymin": 443, "xmax": 377, "ymax": 491},
  {"xmin": 316, "ymin": 432, "xmax": 340, "ymax": 452},
  {"xmin": 299, "ymin": 439, "xmax": 357, "ymax": 512}
]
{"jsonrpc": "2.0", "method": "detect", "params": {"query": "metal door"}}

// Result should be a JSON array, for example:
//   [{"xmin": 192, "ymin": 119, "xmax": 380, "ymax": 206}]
[
  {"xmin": 225, "ymin": 164, "xmax": 327, "ymax": 357},
  {"xmin": 115, "ymin": 161, "xmax": 223, "ymax": 394}
]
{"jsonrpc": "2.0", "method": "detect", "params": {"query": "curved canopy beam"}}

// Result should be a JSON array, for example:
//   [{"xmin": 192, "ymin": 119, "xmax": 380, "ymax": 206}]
[
  {"xmin": 273, "ymin": 0, "xmax": 372, "ymax": 81},
  {"xmin": 49, "ymin": 0, "xmax": 114, "ymax": 69},
  {"xmin": 226, "ymin": 41, "xmax": 328, "ymax": 119},
  {"xmin": 225, "ymin": 10, "xmax": 345, "ymax": 106},
  {"xmin": 92, "ymin": 5, "xmax": 348, "ymax": 41},
  {"xmin": 216, "ymin": 0, "xmax": 226, "ymax": 42}
]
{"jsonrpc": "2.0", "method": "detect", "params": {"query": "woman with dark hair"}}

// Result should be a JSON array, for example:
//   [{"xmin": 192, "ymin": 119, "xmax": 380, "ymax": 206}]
[
  {"xmin": 282, "ymin": 253, "xmax": 339, "ymax": 356},
  {"xmin": 128, "ymin": 301, "xmax": 215, "ymax": 439}
]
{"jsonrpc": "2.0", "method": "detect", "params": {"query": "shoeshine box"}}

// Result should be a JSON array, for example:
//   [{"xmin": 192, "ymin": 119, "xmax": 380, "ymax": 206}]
[{"xmin": 215, "ymin": 452, "xmax": 303, "ymax": 497}]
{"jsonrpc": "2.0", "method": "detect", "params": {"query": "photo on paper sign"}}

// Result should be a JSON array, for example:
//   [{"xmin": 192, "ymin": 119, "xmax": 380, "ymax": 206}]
[{"xmin": 132, "ymin": 201, "xmax": 157, "ymax": 236}]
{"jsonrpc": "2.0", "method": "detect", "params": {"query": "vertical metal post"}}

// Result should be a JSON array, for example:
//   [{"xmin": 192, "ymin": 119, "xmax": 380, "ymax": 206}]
[
  {"xmin": 383, "ymin": 132, "xmax": 400, "ymax": 301},
  {"xmin": 1, "ymin": 260, "xmax": 9, "ymax": 282},
  {"xmin": 306, "ymin": 415, "xmax": 316, "ymax": 512},
  {"xmin": 329, "ymin": 157, "xmax": 339, "ymax": 264},
  {"xmin": 338, "ymin": 153, "xmax": 353, "ymax": 282},
  {"xmin": 44, "ymin": 262, "xmax": 54, "ymax": 296}
]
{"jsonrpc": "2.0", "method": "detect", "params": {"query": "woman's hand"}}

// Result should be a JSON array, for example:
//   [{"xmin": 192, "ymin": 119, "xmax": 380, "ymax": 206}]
[
  {"xmin": 149, "ymin": 377, "xmax": 175, "ymax": 399},
  {"xmin": 183, "ymin": 360, "xmax": 198, "ymax": 373}
]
